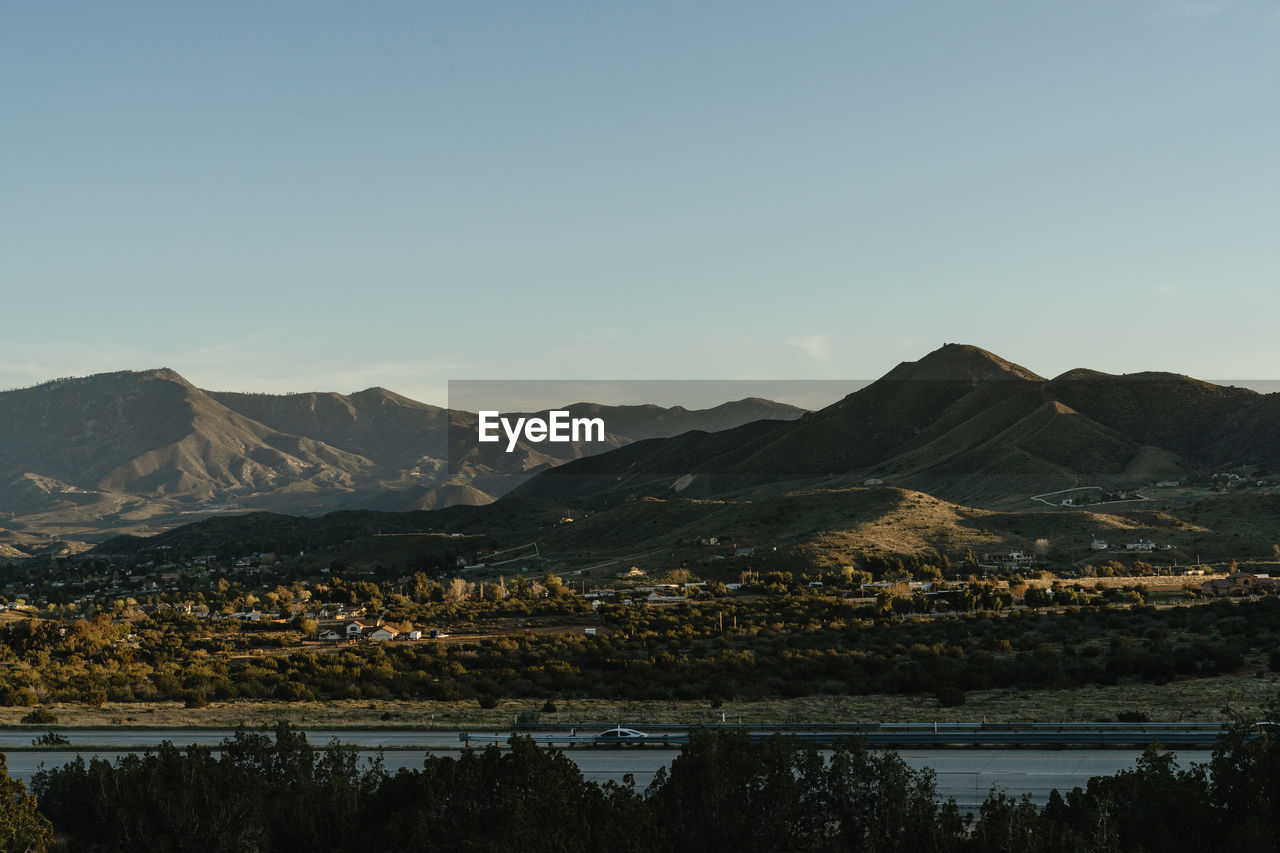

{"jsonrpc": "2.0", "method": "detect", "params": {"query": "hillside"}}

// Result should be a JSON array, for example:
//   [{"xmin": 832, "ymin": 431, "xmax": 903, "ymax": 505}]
[
  {"xmin": 92, "ymin": 483, "xmax": 1280, "ymax": 577},
  {"xmin": 512, "ymin": 344, "xmax": 1278, "ymax": 510},
  {"xmin": 0, "ymin": 370, "xmax": 803, "ymax": 551}
]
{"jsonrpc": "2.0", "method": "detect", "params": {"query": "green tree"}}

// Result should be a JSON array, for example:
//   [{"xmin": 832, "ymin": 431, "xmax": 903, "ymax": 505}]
[{"xmin": 0, "ymin": 754, "xmax": 53, "ymax": 853}]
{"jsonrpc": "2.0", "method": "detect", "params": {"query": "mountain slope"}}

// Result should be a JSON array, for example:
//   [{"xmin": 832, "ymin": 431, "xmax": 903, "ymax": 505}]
[
  {"xmin": 0, "ymin": 371, "xmax": 805, "ymax": 546},
  {"xmin": 0, "ymin": 370, "xmax": 373, "ymax": 502},
  {"xmin": 512, "ymin": 344, "xmax": 1277, "ymax": 510}
]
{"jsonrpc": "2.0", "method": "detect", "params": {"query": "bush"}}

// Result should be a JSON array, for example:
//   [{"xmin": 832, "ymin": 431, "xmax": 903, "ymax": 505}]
[
  {"xmin": 934, "ymin": 687, "xmax": 966, "ymax": 707},
  {"xmin": 541, "ymin": 699, "xmax": 558, "ymax": 713},
  {"xmin": 182, "ymin": 690, "xmax": 209, "ymax": 709},
  {"xmin": 0, "ymin": 686, "xmax": 37, "ymax": 707},
  {"xmin": 31, "ymin": 732, "xmax": 70, "ymax": 747},
  {"xmin": 1117, "ymin": 710, "xmax": 1150, "ymax": 723},
  {"xmin": 21, "ymin": 707, "xmax": 58, "ymax": 725},
  {"xmin": 478, "ymin": 695, "xmax": 499, "ymax": 709}
]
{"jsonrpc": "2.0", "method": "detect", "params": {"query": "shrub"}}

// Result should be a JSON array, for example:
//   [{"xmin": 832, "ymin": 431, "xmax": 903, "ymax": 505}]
[
  {"xmin": 20, "ymin": 707, "xmax": 58, "ymax": 725},
  {"xmin": 31, "ymin": 732, "xmax": 69, "ymax": 747},
  {"xmin": 182, "ymin": 690, "xmax": 209, "ymax": 709}
]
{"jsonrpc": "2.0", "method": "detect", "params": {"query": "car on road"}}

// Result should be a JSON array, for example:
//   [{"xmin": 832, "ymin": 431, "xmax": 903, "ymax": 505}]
[{"xmin": 594, "ymin": 727, "xmax": 648, "ymax": 745}]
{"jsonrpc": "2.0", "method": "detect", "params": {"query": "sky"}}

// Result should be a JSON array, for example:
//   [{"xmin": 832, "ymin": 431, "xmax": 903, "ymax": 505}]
[{"xmin": 4, "ymin": 1, "xmax": 1278, "ymax": 407}]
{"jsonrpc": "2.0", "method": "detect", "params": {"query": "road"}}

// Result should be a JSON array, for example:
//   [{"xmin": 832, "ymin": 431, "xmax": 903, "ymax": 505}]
[{"xmin": 0, "ymin": 728, "xmax": 1216, "ymax": 810}]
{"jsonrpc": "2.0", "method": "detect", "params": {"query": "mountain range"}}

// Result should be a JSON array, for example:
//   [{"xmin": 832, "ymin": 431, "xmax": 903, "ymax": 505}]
[
  {"xmin": 510, "ymin": 344, "xmax": 1278, "ymax": 510},
  {"xmin": 0, "ymin": 369, "xmax": 803, "ymax": 552},
  {"xmin": 5, "ymin": 344, "xmax": 1276, "ymax": 559}
]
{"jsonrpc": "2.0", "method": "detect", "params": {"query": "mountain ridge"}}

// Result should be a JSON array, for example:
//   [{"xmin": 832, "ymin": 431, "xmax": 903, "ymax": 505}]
[
  {"xmin": 0, "ymin": 369, "xmax": 805, "ymax": 550},
  {"xmin": 510, "ymin": 344, "xmax": 1277, "ymax": 510}
]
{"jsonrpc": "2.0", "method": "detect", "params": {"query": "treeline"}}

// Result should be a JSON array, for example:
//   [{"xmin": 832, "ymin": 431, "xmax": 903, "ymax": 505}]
[
  {"xmin": 17, "ymin": 720, "xmax": 1280, "ymax": 852},
  {"xmin": 0, "ymin": 598, "xmax": 1274, "ymax": 707}
]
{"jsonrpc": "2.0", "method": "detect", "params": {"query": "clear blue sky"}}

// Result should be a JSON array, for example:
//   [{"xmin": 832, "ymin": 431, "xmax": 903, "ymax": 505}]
[{"xmin": 4, "ymin": 1, "xmax": 1278, "ymax": 405}]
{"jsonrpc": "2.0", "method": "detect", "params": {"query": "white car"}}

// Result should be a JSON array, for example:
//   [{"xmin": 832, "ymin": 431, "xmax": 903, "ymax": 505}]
[{"xmin": 594, "ymin": 727, "xmax": 648, "ymax": 744}]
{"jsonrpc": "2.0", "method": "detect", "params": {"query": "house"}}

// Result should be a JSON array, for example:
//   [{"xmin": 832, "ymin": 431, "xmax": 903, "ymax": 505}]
[
  {"xmin": 735, "ymin": 546, "xmax": 755, "ymax": 558},
  {"xmin": 318, "ymin": 629, "xmax": 342, "ymax": 641},
  {"xmin": 1125, "ymin": 539, "xmax": 1156, "ymax": 552},
  {"xmin": 345, "ymin": 620, "xmax": 373, "ymax": 637},
  {"xmin": 1090, "ymin": 539, "xmax": 1109, "ymax": 551},
  {"xmin": 367, "ymin": 626, "xmax": 399, "ymax": 642},
  {"xmin": 1201, "ymin": 573, "xmax": 1277, "ymax": 596},
  {"xmin": 1155, "ymin": 480, "xmax": 1180, "ymax": 487},
  {"xmin": 980, "ymin": 551, "xmax": 1033, "ymax": 568}
]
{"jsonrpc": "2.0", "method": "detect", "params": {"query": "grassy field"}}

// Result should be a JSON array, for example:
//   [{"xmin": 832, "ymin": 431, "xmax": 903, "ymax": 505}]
[{"xmin": 7, "ymin": 669, "xmax": 1278, "ymax": 730}]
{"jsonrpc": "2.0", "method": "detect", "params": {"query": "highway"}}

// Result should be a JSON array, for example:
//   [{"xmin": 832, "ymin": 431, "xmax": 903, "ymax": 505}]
[
  {"xmin": 0, "ymin": 724, "xmax": 1227, "ymax": 811},
  {"xmin": 463, "ymin": 721, "xmax": 1230, "ymax": 749}
]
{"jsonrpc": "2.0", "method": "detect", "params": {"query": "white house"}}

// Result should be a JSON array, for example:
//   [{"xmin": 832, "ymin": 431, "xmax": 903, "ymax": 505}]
[
  {"xmin": 368, "ymin": 626, "xmax": 399, "ymax": 641},
  {"xmin": 318, "ymin": 629, "xmax": 342, "ymax": 641}
]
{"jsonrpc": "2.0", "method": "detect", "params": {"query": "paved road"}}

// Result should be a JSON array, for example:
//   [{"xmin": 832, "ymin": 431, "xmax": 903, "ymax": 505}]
[{"xmin": 0, "ymin": 730, "xmax": 1213, "ymax": 811}]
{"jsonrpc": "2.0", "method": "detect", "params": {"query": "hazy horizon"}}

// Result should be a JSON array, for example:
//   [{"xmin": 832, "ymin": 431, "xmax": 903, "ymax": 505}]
[{"xmin": 5, "ymin": 360, "xmax": 1280, "ymax": 412}]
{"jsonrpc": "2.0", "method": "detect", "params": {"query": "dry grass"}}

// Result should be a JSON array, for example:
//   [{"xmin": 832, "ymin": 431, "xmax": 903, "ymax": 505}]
[{"xmin": 8, "ymin": 671, "xmax": 1278, "ymax": 730}]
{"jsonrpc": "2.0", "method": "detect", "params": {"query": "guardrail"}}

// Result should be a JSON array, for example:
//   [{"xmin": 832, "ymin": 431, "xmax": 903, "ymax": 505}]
[{"xmin": 462, "ymin": 722, "xmax": 1231, "ymax": 749}]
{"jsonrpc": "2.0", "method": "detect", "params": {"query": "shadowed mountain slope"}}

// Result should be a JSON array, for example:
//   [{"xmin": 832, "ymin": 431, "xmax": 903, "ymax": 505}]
[
  {"xmin": 511, "ymin": 344, "xmax": 1277, "ymax": 510},
  {"xmin": 0, "ymin": 371, "xmax": 803, "ymax": 549}
]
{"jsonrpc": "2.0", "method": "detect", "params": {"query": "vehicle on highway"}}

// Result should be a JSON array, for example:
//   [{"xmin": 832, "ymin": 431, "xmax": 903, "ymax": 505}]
[{"xmin": 594, "ymin": 727, "xmax": 648, "ymax": 745}]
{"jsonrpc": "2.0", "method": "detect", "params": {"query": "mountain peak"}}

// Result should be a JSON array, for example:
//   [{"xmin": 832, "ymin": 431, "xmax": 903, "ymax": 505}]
[
  {"xmin": 884, "ymin": 344, "xmax": 1044, "ymax": 383},
  {"xmin": 138, "ymin": 367, "xmax": 194, "ymax": 387}
]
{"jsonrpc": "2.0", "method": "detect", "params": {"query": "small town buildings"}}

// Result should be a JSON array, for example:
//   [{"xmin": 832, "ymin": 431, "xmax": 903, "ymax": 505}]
[
  {"xmin": 1201, "ymin": 573, "xmax": 1277, "ymax": 596},
  {"xmin": 345, "ymin": 620, "xmax": 373, "ymax": 637},
  {"xmin": 980, "ymin": 550, "xmax": 1033, "ymax": 568}
]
